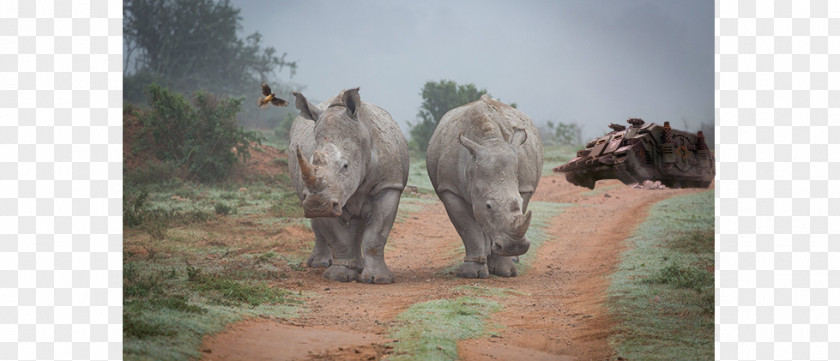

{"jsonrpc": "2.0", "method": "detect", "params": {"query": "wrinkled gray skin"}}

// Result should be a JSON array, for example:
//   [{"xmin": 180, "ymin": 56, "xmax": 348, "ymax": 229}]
[
  {"xmin": 289, "ymin": 88, "xmax": 409, "ymax": 284},
  {"xmin": 426, "ymin": 95, "xmax": 544, "ymax": 278}
]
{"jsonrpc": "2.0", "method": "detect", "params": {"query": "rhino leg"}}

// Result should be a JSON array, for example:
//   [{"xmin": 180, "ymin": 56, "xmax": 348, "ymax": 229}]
[
  {"xmin": 359, "ymin": 189, "xmax": 400, "ymax": 284},
  {"xmin": 488, "ymin": 253, "xmax": 517, "ymax": 277},
  {"xmin": 315, "ymin": 218, "xmax": 363, "ymax": 283},
  {"xmin": 439, "ymin": 191, "xmax": 489, "ymax": 279},
  {"xmin": 306, "ymin": 228, "xmax": 332, "ymax": 268}
]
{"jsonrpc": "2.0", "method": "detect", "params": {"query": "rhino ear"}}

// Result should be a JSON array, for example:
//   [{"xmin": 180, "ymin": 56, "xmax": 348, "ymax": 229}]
[
  {"xmin": 458, "ymin": 133, "xmax": 482, "ymax": 157},
  {"xmin": 509, "ymin": 128, "xmax": 527, "ymax": 147},
  {"xmin": 293, "ymin": 91, "xmax": 321, "ymax": 121},
  {"xmin": 342, "ymin": 87, "xmax": 361, "ymax": 118}
]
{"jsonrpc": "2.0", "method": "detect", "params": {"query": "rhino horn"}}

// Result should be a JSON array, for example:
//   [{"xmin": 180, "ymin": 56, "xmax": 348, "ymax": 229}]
[
  {"xmin": 509, "ymin": 210, "xmax": 532, "ymax": 240},
  {"xmin": 296, "ymin": 146, "xmax": 319, "ymax": 188}
]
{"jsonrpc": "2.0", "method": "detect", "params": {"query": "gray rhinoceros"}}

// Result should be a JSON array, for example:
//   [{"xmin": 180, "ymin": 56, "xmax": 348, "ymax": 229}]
[
  {"xmin": 426, "ymin": 94, "xmax": 543, "ymax": 278},
  {"xmin": 288, "ymin": 88, "xmax": 409, "ymax": 284}
]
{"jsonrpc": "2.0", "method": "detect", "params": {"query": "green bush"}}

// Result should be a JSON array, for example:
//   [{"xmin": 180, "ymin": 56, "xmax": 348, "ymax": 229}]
[
  {"xmin": 214, "ymin": 203, "xmax": 235, "ymax": 216},
  {"xmin": 140, "ymin": 84, "xmax": 264, "ymax": 182},
  {"xmin": 124, "ymin": 188, "xmax": 150, "ymax": 227}
]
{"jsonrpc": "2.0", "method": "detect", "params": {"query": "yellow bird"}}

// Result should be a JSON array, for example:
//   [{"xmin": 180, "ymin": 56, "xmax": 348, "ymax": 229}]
[{"xmin": 258, "ymin": 82, "xmax": 289, "ymax": 108}]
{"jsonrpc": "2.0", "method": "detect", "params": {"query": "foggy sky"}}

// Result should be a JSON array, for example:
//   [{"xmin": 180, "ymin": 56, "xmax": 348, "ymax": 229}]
[{"xmin": 231, "ymin": 0, "xmax": 713, "ymax": 140}]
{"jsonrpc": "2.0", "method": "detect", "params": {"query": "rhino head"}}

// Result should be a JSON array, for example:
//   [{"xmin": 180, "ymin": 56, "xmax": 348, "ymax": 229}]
[
  {"xmin": 460, "ymin": 129, "xmax": 532, "ymax": 257},
  {"xmin": 294, "ymin": 88, "xmax": 370, "ymax": 218}
]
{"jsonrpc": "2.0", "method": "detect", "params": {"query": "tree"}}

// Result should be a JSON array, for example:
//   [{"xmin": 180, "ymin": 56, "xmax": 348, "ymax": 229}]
[
  {"xmin": 540, "ymin": 121, "xmax": 583, "ymax": 147},
  {"xmin": 139, "ymin": 84, "xmax": 264, "ymax": 182},
  {"xmin": 123, "ymin": 0, "xmax": 296, "ymax": 107},
  {"xmin": 409, "ymin": 80, "xmax": 488, "ymax": 152},
  {"xmin": 553, "ymin": 122, "xmax": 583, "ymax": 146}
]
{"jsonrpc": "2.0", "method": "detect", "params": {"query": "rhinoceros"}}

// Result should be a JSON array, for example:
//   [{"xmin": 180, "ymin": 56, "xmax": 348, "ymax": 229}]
[
  {"xmin": 288, "ymin": 88, "xmax": 409, "ymax": 284},
  {"xmin": 426, "ymin": 94, "xmax": 543, "ymax": 278}
]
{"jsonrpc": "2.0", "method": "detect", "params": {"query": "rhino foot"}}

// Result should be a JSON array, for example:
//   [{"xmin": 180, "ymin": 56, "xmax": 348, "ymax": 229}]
[
  {"xmin": 360, "ymin": 266, "xmax": 394, "ymax": 284},
  {"xmin": 306, "ymin": 253, "xmax": 332, "ymax": 268},
  {"xmin": 323, "ymin": 265, "xmax": 360, "ymax": 282},
  {"xmin": 456, "ymin": 262, "xmax": 489, "ymax": 279},
  {"xmin": 488, "ymin": 254, "xmax": 518, "ymax": 277}
]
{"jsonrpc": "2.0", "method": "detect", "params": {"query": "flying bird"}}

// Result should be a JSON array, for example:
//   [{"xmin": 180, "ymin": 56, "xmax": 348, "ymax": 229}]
[{"xmin": 258, "ymin": 82, "xmax": 288, "ymax": 108}]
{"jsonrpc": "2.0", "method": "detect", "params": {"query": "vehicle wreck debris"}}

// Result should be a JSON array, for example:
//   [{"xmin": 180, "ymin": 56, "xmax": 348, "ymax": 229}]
[{"xmin": 553, "ymin": 118, "xmax": 714, "ymax": 189}]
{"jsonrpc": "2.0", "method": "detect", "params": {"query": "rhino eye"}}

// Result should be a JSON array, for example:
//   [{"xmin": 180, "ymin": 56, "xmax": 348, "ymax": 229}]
[
  {"xmin": 486, "ymin": 203, "xmax": 492, "ymax": 210},
  {"xmin": 341, "ymin": 161, "xmax": 349, "ymax": 170}
]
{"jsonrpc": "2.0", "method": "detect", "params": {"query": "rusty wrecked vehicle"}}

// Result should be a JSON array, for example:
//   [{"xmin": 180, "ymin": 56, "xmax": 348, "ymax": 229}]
[{"xmin": 553, "ymin": 118, "xmax": 714, "ymax": 189}]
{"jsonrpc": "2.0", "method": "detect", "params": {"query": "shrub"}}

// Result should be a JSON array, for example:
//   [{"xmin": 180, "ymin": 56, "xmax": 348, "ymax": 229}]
[
  {"xmin": 140, "ymin": 84, "xmax": 264, "ymax": 183},
  {"xmin": 214, "ymin": 203, "xmax": 234, "ymax": 216},
  {"xmin": 125, "ymin": 160, "xmax": 180, "ymax": 185},
  {"xmin": 124, "ymin": 187, "xmax": 150, "ymax": 227}
]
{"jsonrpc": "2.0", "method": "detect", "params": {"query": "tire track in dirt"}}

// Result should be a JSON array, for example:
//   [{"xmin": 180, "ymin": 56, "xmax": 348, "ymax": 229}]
[{"xmin": 201, "ymin": 177, "xmax": 706, "ymax": 361}]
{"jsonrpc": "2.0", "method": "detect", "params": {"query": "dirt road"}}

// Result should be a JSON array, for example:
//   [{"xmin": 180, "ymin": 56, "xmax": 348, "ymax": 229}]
[{"xmin": 200, "ymin": 176, "xmax": 702, "ymax": 361}]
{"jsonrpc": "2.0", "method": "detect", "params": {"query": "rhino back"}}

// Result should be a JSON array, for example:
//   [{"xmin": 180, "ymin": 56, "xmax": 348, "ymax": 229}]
[
  {"xmin": 426, "ymin": 96, "xmax": 543, "ymax": 198},
  {"xmin": 357, "ymin": 101, "xmax": 410, "ymax": 192}
]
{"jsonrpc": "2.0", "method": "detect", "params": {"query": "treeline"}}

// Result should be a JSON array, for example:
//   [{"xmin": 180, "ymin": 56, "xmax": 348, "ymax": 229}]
[{"xmin": 123, "ymin": 0, "xmax": 298, "ymax": 129}]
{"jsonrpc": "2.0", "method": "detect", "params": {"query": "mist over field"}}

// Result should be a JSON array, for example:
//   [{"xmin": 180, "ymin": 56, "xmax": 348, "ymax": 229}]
[{"xmin": 230, "ymin": 0, "xmax": 713, "ymax": 141}]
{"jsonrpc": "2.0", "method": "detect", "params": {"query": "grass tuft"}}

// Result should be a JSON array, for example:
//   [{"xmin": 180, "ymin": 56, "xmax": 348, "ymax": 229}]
[
  {"xmin": 643, "ymin": 262, "xmax": 714, "ymax": 292},
  {"xmin": 214, "ymin": 202, "xmax": 235, "ymax": 215},
  {"xmin": 389, "ymin": 296, "xmax": 502, "ymax": 361},
  {"xmin": 189, "ymin": 275, "xmax": 300, "ymax": 307}
]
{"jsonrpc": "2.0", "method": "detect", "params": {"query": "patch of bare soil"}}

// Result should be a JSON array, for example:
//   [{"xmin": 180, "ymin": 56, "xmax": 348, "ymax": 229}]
[
  {"xmin": 227, "ymin": 143, "xmax": 289, "ymax": 183},
  {"xmin": 201, "ymin": 319, "xmax": 390, "ymax": 361},
  {"xmin": 200, "ymin": 170, "xmax": 708, "ymax": 360}
]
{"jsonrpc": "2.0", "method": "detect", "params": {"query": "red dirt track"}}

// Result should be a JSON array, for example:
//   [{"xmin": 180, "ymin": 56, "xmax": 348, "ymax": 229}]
[{"xmin": 200, "ymin": 175, "xmax": 703, "ymax": 361}]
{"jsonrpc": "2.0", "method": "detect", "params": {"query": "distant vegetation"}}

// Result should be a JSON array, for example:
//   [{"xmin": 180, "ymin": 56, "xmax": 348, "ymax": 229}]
[
  {"xmin": 134, "ymin": 84, "xmax": 264, "ymax": 183},
  {"xmin": 123, "ymin": 0, "xmax": 298, "ymax": 129},
  {"xmin": 537, "ymin": 120, "xmax": 584, "ymax": 147},
  {"xmin": 408, "ymin": 80, "xmax": 489, "ymax": 152}
]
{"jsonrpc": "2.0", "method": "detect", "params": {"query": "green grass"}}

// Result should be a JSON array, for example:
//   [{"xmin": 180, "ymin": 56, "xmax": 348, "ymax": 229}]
[
  {"xmin": 124, "ymin": 173, "xmax": 311, "ymax": 360},
  {"xmin": 607, "ymin": 190, "xmax": 714, "ymax": 361},
  {"xmin": 123, "ymin": 260, "xmax": 302, "ymax": 361},
  {"xmin": 406, "ymin": 158, "xmax": 436, "ymax": 194},
  {"xmin": 541, "ymin": 144, "xmax": 579, "ymax": 175},
  {"xmin": 389, "ymin": 296, "xmax": 502, "ymax": 361}
]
